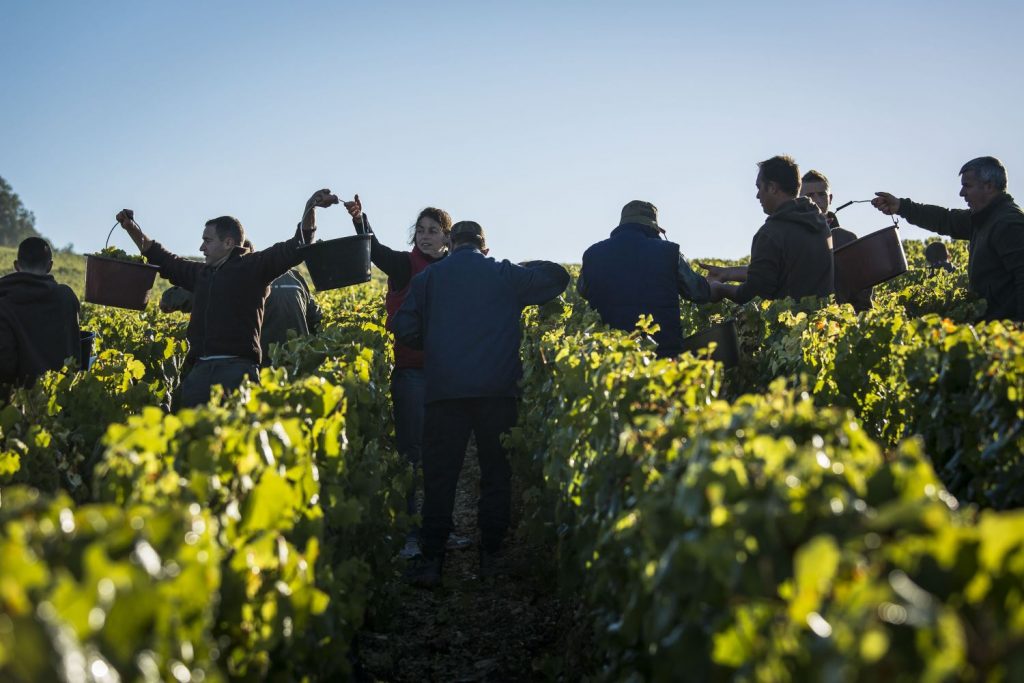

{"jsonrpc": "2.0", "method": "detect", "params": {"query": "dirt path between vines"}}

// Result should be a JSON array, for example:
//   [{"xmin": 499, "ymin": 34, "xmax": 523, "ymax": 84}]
[{"xmin": 353, "ymin": 448, "xmax": 591, "ymax": 682}]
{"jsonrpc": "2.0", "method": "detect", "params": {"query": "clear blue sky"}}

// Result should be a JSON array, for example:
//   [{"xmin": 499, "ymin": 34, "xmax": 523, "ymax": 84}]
[{"xmin": 3, "ymin": 1, "xmax": 1022, "ymax": 263}]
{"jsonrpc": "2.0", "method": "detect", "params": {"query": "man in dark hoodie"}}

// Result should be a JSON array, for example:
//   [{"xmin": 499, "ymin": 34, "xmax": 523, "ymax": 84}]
[
  {"xmin": 158, "ymin": 242, "xmax": 322, "ymax": 366},
  {"xmin": 115, "ymin": 188, "xmax": 335, "ymax": 407},
  {"xmin": 578, "ymin": 200, "xmax": 711, "ymax": 357},
  {"xmin": 703, "ymin": 155, "xmax": 833, "ymax": 304},
  {"xmin": 873, "ymin": 156, "xmax": 1024, "ymax": 321},
  {"xmin": 0, "ymin": 237, "xmax": 81, "ymax": 386},
  {"xmin": 392, "ymin": 220, "xmax": 569, "ymax": 587}
]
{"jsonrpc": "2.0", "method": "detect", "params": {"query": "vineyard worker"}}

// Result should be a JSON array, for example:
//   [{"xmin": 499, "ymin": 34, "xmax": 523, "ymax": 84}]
[
  {"xmin": 114, "ymin": 188, "xmax": 336, "ymax": 407},
  {"xmin": 158, "ymin": 242, "xmax": 323, "ymax": 365},
  {"xmin": 801, "ymin": 169, "xmax": 873, "ymax": 311},
  {"xmin": 578, "ymin": 200, "xmax": 711, "ymax": 357},
  {"xmin": 925, "ymin": 242, "xmax": 955, "ymax": 274},
  {"xmin": 0, "ymin": 237, "xmax": 81, "ymax": 386},
  {"xmin": 392, "ymin": 221, "xmax": 570, "ymax": 587},
  {"xmin": 340, "ymin": 195, "xmax": 472, "ymax": 560},
  {"xmin": 703, "ymin": 155, "xmax": 833, "ymax": 304},
  {"xmin": 873, "ymin": 156, "xmax": 1024, "ymax": 321}
]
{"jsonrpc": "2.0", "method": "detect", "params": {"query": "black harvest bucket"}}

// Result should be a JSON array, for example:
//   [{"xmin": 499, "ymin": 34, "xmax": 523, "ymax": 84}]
[
  {"xmin": 679, "ymin": 320, "xmax": 740, "ymax": 368},
  {"xmin": 300, "ymin": 234, "xmax": 372, "ymax": 291},
  {"xmin": 833, "ymin": 225, "xmax": 908, "ymax": 293},
  {"xmin": 79, "ymin": 331, "xmax": 96, "ymax": 370}
]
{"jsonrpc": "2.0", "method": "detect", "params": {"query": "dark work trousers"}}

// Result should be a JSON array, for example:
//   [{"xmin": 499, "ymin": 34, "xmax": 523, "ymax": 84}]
[
  {"xmin": 420, "ymin": 397, "xmax": 518, "ymax": 558},
  {"xmin": 391, "ymin": 367, "xmax": 426, "ymax": 535},
  {"xmin": 179, "ymin": 358, "xmax": 259, "ymax": 409}
]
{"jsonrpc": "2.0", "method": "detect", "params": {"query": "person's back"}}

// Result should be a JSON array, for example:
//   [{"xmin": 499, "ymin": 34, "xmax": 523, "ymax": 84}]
[
  {"xmin": 0, "ymin": 238, "xmax": 80, "ymax": 385},
  {"xmin": 259, "ymin": 269, "xmax": 321, "ymax": 361},
  {"xmin": 582, "ymin": 233, "xmax": 682, "ymax": 356},
  {"xmin": 413, "ymin": 244, "xmax": 567, "ymax": 402}
]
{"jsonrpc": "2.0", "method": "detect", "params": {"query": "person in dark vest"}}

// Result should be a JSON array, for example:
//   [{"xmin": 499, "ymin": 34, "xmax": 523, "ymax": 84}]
[
  {"xmin": 340, "ymin": 194, "xmax": 471, "ymax": 559},
  {"xmin": 578, "ymin": 200, "xmax": 711, "ymax": 357},
  {"xmin": 925, "ymin": 242, "xmax": 955, "ymax": 274},
  {"xmin": 114, "ymin": 188, "xmax": 335, "ymax": 408},
  {"xmin": 801, "ymin": 169, "xmax": 873, "ymax": 311},
  {"xmin": 873, "ymin": 156, "xmax": 1024, "ymax": 320},
  {"xmin": 392, "ymin": 221, "xmax": 569, "ymax": 587},
  {"xmin": 703, "ymin": 155, "xmax": 834, "ymax": 304},
  {"xmin": 0, "ymin": 237, "xmax": 81, "ymax": 386},
  {"xmin": 158, "ymin": 240, "xmax": 323, "ymax": 365}
]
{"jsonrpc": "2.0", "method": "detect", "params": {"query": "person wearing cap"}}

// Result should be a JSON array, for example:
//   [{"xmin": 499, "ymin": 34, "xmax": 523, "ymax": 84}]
[
  {"xmin": 392, "ymin": 220, "xmax": 570, "ymax": 587},
  {"xmin": 800, "ymin": 169, "xmax": 873, "ymax": 311},
  {"xmin": 114, "ymin": 188, "xmax": 336, "ymax": 408},
  {"xmin": 924, "ymin": 242, "xmax": 955, "ymax": 274},
  {"xmin": 873, "ymin": 156, "xmax": 1024, "ymax": 320},
  {"xmin": 703, "ymin": 155, "xmax": 834, "ymax": 305},
  {"xmin": 0, "ymin": 237, "xmax": 81, "ymax": 387},
  {"xmin": 341, "ymin": 194, "xmax": 473, "ymax": 559},
  {"xmin": 578, "ymin": 200, "xmax": 711, "ymax": 357}
]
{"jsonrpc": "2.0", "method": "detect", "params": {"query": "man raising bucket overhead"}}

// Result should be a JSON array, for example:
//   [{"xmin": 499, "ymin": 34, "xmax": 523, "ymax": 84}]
[{"xmin": 114, "ymin": 188, "xmax": 338, "ymax": 407}]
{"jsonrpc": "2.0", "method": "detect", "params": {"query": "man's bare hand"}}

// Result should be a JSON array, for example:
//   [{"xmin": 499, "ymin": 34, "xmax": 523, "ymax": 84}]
[
  {"xmin": 700, "ymin": 263, "xmax": 725, "ymax": 283},
  {"xmin": 343, "ymin": 194, "xmax": 362, "ymax": 220},
  {"xmin": 306, "ymin": 188, "xmax": 340, "ymax": 210},
  {"xmin": 114, "ymin": 209, "xmax": 151, "ymax": 252},
  {"xmin": 872, "ymin": 192, "xmax": 901, "ymax": 215},
  {"xmin": 115, "ymin": 209, "xmax": 135, "ymax": 229}
]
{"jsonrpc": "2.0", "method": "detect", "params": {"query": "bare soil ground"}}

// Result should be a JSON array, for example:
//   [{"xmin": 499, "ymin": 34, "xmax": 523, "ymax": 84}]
[{"xmin": 353, "ymin": 452, "xmax": 592, "ymax": 682}]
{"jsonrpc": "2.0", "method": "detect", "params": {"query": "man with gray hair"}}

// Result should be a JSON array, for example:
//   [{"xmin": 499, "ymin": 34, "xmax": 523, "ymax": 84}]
[{"xmin": 873, "ymin": 156, "xmax": 1024, "ymax": 321}]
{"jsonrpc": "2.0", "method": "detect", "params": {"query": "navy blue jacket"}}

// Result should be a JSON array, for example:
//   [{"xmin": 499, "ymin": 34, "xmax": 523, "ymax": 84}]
[
  {"xmin": 579, "ymin": 224, "xmax": 706, "ymax": 357},
  {"xmin": 392, "ymin": 246, "xmax": 569, "ymax": 403}
]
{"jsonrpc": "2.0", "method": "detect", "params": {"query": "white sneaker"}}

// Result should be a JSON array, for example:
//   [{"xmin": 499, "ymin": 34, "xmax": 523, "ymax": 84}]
[{"xmin": 399, "ymin": 537, "xmax": 422, "ymax": 559}]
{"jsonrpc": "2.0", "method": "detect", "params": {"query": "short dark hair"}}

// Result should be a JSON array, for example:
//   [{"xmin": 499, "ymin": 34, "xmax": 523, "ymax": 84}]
[
  {"xmin": 17, "ymin": 237, "xmax": 53, "ymax": 269},
  {"xmin": 801, "ymin": 169, "xmax": 830, "ymax": 189},
  {"xmin": 925, "ymin": 241, "xmax": 950, "ymax": 263},
  {"xmin": 959, "ymin": 156, "xmax": 1007, "ymax": 191},
  {"xmin": 205, "ymin": 216, "xmax": 245, "ymax": 245},
  {"xmin": 758, "ymin": 155, "xmax": 801, "ymax": 196},
  {"xmin": 408, "ymin": 207, "xmax": 453, "ymax": 246},
  {"xmin": 451, "ymin": 232, "xmax": 485, "ymax": 250}
]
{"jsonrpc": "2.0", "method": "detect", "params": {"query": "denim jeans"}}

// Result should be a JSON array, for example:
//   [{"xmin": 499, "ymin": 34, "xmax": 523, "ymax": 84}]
[
  {"xmin": 391, "ymin": 367, "xmax": 427, "ymax": 525},
  {"xmin": 179, "ymin": 358, "xmax": 259, "ymax": 409},
  {"xmin": 420, "ymin": 397, "xmax": 517, "ymax": 558}
]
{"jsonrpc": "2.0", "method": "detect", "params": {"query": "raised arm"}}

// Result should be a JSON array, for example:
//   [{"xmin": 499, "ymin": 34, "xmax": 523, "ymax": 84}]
[
  {"xmin": 252, "ymin": 189, "xmax": 334, "ymax": 283},
  {"xmin": 116, "ymin": 210, "xmax": 205, "ymax": 290},
  {"xmin": 343, "ymin": 195, "xmax": 413, "ymax": 284}
]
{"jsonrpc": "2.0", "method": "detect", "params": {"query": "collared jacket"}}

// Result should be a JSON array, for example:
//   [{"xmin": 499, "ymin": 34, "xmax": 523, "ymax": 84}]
[
  {"xmin": 577, "ymin": 223, "xmax": 710, "ymax": 357},
  {"xmin": 392, "ymin": 246, "xmax": 569, "ymax": 403},
  {"xmin": 734, "ymin": 197, "xmax": 834, "ymax": 304},
  {"xmin": 0, "ymin": 272, "xmax": 81, "ymax": 385},
  {"xmin": 898, "ymin": 193, "xmax": 1024, "ymax": 321},
  {"xmin": 143, "ymin": 227, "xmax": 313, "ymax": 365}
]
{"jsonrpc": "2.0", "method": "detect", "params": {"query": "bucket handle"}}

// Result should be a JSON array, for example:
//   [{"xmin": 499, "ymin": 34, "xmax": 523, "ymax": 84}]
[
  {"xmin": 297, "ymin": 203, "xmax": 368, "ymax": 245},
  {"xmin": 103, "ymin": 217, "xmax": 145, "ymax": 251},
  {"xmin": 834, "ymin": 199, "xmax": 899, "ymax": 228}
]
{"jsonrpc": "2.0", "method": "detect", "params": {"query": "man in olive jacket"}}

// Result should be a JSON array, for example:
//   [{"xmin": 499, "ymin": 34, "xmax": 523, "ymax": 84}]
[
  {"xmin": 115, "ymin": 188, "xmax": 337, "ymax": 407},
  {"xmin": 873, "ymin": 156, "xmax": 1024, "ymax": 321},
  {"xmin": 704, "ymin": 156, "xmax": 833, "ymax": 304}
]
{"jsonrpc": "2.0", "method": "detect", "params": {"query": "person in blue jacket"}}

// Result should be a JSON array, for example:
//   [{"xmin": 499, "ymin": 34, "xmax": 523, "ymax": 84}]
[
  {"xmin": 578, "ymin": 200, "xmax": 711, "ymax": 357},
  {"xmin": 392, "ymin": 220, "xmax": 569, "ymax": 587}
]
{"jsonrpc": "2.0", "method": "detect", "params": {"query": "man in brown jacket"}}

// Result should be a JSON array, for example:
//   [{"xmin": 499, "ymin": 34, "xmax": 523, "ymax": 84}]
[
  {"xmin": 703, "ymin": 156, "xmax": 834, "ymax": 304},
  {"xmin": 873, "ymin": 156, "xmax": 1024, "ymax": 321},
  {"xmin": 115, "ymin": 188, "xmax": 338, "ymax": 407}
]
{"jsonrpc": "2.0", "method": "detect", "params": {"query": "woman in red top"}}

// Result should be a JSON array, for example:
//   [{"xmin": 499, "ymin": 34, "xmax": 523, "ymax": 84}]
[{"xmin": 344, "ymin": 196, "xmax": 467, "ymax": 558}]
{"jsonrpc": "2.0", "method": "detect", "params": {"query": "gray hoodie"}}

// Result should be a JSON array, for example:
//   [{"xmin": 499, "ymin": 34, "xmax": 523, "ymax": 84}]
[{"xmin": 734, "ymin": 196, "xmax": 834, "ymax": 304}]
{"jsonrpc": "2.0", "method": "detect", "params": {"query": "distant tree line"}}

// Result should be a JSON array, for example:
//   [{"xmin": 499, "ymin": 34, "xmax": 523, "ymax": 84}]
[{"xmin": 0, "ymin": 175, "xmax": 42, "ymax": 247}]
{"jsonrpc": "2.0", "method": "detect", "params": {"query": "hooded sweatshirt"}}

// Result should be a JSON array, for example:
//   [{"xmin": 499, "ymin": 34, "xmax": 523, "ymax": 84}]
[
  {"xmin": 734, "ymin": 196, "xmax": 834, "ymax": 304},
  {"xmin": 0, "ymin": 272, "xmax": 81, "ymax": 385}
]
